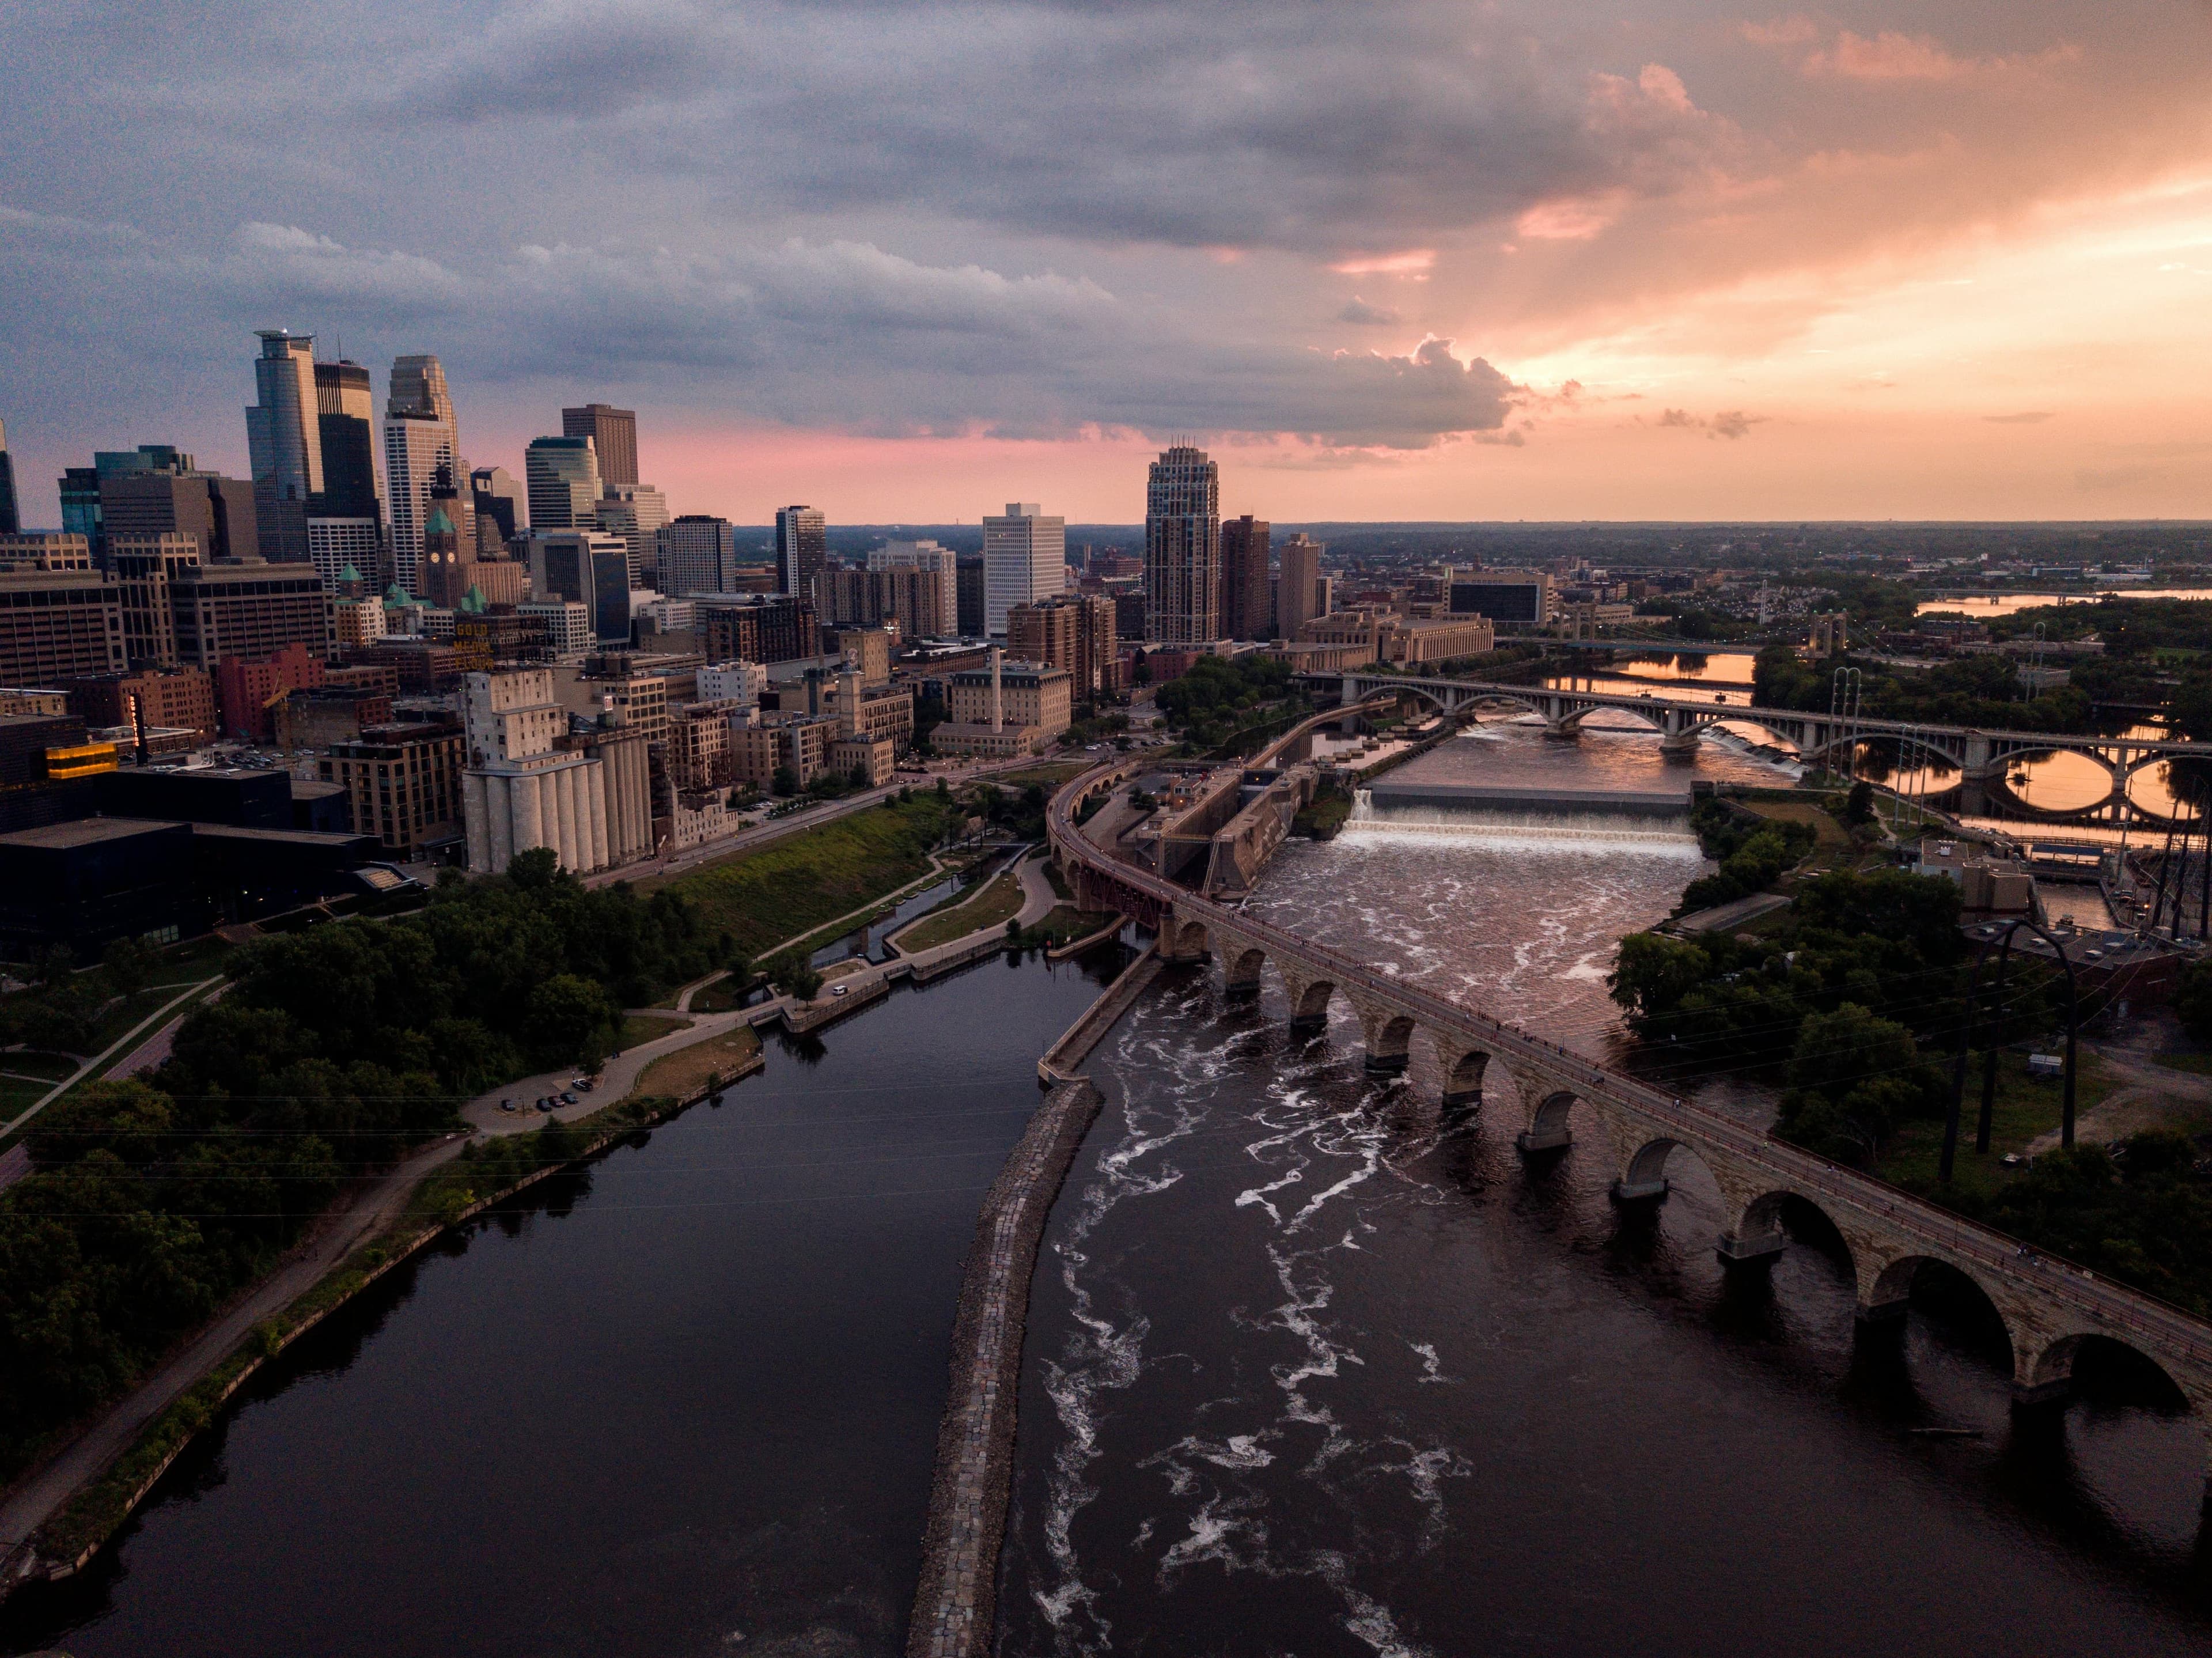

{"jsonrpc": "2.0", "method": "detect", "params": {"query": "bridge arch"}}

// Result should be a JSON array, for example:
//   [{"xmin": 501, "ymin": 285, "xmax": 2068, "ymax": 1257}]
[
  {"xmin": 2017, "ymin": 1331, "xmax": 2195, "ymax": 1413},
  {"xmin": 1283, "ymin": 974, "xmax": 1338, "ymax": 1034},
  {"xmin": 1165, "ymin": 916, "xmax": 1211, "ymax": 961},
  {"xmin": 1618, "ymin": 1134, "xmax": 1690, "ymax": 1199},
  {"xmin": 1359, "ymin": 1009, "xmax": 1419, "ymax": 1074},
  {"xmin": 1516, "ymin": 1088, "xmax": 1580, "ymax": 1153},
  {"xmin": 1438, "ymin": 1044, "xmax": 1490, "ymax": 1106},
  {"xmin": 1221, "ymin": 943, "xmax": 1268, "ymax": 998},
  {"xmin": 1861, "ymin": 1252, "xmax": 2017, "ymax": 1373}
]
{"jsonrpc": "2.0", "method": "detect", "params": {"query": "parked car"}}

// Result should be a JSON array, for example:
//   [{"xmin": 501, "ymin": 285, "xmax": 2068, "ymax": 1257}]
[
  {"xmin": 560, "ymin": 1091, "xmax": 578, "ymax": 1104},
  {"xmin": 830, "ymin": 983, "xmax": 850, "ymax": 997},
  {"xmin": 499, "ymin": 1099, "xmax": 516, "ymax": 1113},
  {"xmin": 537, "ymin": 1099, "xmax": 555, "ymax": 1113}
]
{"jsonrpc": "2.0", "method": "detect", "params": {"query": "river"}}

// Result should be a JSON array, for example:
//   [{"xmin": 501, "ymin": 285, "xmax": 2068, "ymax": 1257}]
[
  {"xmin": 998, "ymin": 726, "xmax": 2212, "ymax": 1656},
  {"xmin": 3, "ymin": 952, "xmax": 1119, "ymax": 1658}
]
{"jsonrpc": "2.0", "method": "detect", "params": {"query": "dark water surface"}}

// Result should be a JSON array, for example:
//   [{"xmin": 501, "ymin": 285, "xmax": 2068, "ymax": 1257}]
[
  {"xmin": 6, "ymin": 952, "xmax": 1116, "ymax": 1658},
  {"xmin": 999, "ymin": 730, "xmax": 2212, "ymax": 1657}
]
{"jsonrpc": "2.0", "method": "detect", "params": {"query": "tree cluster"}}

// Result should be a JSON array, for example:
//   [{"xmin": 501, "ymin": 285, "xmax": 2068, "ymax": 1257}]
[
  {"xmin": 1153, "ymin": 654, "xmax": 1301, "ymax": 749},
  {"xmin": 1673, "ymin": 800, "xmax": 1817, "ymax": 916},
  {"xmin": 1611, "ymin": 866, "xmax": 1974, "ymax": 1161}
]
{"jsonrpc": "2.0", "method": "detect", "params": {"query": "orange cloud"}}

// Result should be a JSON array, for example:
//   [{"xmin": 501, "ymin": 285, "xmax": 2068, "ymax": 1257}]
[
  {"xmin": 1515, "ymin": 195, "xmax": 1626, "ymax": 241},
  {"xmin": 1799, "ymin": 29, "xmax": 2081, "ymax": 81},
  {"xmin": 1328, "ymin": 249, "xmax": 1437, "ymax": 278}
]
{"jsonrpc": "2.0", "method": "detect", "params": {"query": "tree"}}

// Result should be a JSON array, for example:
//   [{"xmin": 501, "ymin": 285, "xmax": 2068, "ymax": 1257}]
[
  {"xmin": 935, "ymin": 775, "xmax": 950, "ymax": 798},
  {"xmin": 524, "ymin": 974, "xmax": 617, "ymax": 1067},
  {"xmin": 766, "ymin": 951, "xmax": 823, "ymax": 1000},
  {"xmin": 851, "ymin": 763, "xmax": 872, "ymax": 789},
  {"xmin": 508, "ymin": 846, "xmax": 561, "ymax": 891},
  {"xmin": 101, "ymin": 936, "xmax": 154, "ymax": 999},
  {"xmin": 771, "ymin": 764, "xmax": 799, "ymax": 797},
  {"xmin": 1843, "ymin": 781, "xmax": 1876, "ymax": 826}
]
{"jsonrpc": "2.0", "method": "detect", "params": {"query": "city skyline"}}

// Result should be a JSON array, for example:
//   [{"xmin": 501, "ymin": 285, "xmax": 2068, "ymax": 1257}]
[{"xmin": 3, "ymin": 1, "xmax": 2208, "ymax": 525}]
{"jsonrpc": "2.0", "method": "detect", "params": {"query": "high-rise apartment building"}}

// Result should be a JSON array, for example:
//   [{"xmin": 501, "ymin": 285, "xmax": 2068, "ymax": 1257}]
[
  {"xmin": 867, "ymin": 539, "xmax": 959, "ymax": 635},
  {"xmin": 982, "ymin": 502, "xmax": 1065, "ymax": 637},
  {"xmin": 1007, "ymin": 593, "xmax": 1117, "ymax": 702},
  {"xmin": 0, "ymin": 418, "xmax": 18, "ymax": 536},
  {"xmin": 527, "ymin": 436, "xmax": 600, "ymax": 532},
  {"xmin": 245, "ymin": 330, "xmax": 323, "ymax": 563},
  {"xmin": 529, "ymin": 530, "xmax": 633, "ymax": 643},
  {"xmin": 561, "ymin": 403, "xmax": 638, "ymax": 487},
  {"xmin": 658, "ymin": 514, "xmax": 740, "ymax": 596},
  {"xmin": 384, "ymin": 354, "xmax": 463, "ymax": 596},
  {"xmin": 1219, "ymin": 514, "xmax": 1271, "ymax": 640},
  {"xmin": 774, "ymin": 506, "xmax": 826, "ymax": 602},
  {"xmin": 1275, "ymin": 532, "xmax": 1325, "ymax": 639},
  {"xmin": 1144, "ymin": 446, "xmax": 1220, "ymax": 643}
]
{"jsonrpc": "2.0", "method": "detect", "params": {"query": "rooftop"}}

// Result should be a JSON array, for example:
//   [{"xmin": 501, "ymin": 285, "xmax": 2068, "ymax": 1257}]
[{"xmin": 0, "ymin": 817, "xmax": 190, "ymax": 850}]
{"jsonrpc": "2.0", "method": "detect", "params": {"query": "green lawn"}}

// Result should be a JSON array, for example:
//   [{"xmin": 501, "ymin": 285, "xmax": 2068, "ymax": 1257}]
[
  {"xmin": 996, "ymin": 760, "xmax": 1091, "ymax": 790},
  {"xmin": 1877, "ymin": 1049, "xmax": 2124, "ymax": 1201},
  {"xmin": 895, "ymin": 868, "xmax": 1024, "ymax": 952},
  {"xmin": 617, "ymin": 1012, "xmax": 690, "ymax": 1052},
  {"xmin": 646, "ymin": 796, "xmax": 959, "ymax": 958},
  {"xmin": 1025, "ymin": 905, "xmax": 1122, "ymax": 948}
]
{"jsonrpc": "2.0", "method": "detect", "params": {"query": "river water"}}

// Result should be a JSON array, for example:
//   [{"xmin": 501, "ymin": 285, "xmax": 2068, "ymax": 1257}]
[
  {"xmin": 4, "ymin": 953, "xmax": 1118, "ymax": 1658},
  {"xmin": 998, "ymin": 726, "xmax": 2212, "ymax": 1657}
]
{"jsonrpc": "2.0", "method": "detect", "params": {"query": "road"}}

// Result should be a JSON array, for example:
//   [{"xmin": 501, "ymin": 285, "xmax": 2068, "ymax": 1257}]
[{"xmin": 0, "ymin": 1132, "xmax": 471, "ymax": 1577}]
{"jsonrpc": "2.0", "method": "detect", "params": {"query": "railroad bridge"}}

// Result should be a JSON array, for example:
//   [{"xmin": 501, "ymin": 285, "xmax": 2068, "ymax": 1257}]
[
  {"xmin": 1052, "ymin": 759, "xmax": 2212, "ymax": 1450},
  {"xmin": 1311, "ymin": 669, "xmax": 2212, "ymax": 814}
]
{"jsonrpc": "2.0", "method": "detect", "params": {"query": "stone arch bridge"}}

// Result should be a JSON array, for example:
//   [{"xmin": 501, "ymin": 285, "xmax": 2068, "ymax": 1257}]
[
  {"xmin": 1312, "ymin": 669, "xmax": 2212, "ymax": 815},
  {"xmin": 1052, "ymin": 759, "xmax": 2212, "ymax": 1458}
]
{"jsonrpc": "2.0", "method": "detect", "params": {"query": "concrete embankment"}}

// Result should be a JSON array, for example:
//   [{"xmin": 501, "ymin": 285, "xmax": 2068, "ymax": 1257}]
[
  {"xmin": 910, "ymin": 944, "xmax": 1159, "ymax": 1658},
  {"xmin": 907, "ymin": 1073, "xmax": 1104, "ymax": 1658}
]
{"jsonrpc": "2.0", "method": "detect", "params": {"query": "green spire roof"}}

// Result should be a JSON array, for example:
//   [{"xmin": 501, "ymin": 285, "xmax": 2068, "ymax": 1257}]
[
  {"xmin": 425, "ymin": 505, "xmax": 454, "ymax": 535},
  {"xmin": 461, "ymin": 584, "xmax": 488, "ymax": 614},
  {"xmin": 385, "ymin": 581, "xmax": 413, "ymax": 604},
  {"xmin": 337, "ymin": 562, "xmax": 362, "ymax": 584}
]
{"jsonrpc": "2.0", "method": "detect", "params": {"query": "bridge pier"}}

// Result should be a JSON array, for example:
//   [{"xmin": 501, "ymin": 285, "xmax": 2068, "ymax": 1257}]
[
  {"xmin": 1363, "ymin": 1050, "xmax": 1410, "ymax": 1075},
  {"xmin": 1854, "ymin": 1294, "xmax": 1911, "ymax": 1327},
  {"xmin": 1541, "ymin": 720, "xmax": 1581, "ymax": 743},
  {"xmin": 1715, "ymin": 1228, "xmax": 1786, "ymax": 1266},
  {"xmin": 1612, "ymin": 1175, "xmax": 1671, "ymax": 1202}
]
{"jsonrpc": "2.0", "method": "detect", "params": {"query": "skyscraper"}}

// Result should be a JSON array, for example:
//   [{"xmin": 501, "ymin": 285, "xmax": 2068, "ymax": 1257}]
[
  {"xmin": 1219, "ymin": 514, "xmax": 1271, "ymax": 640},
  {"xmin": 597, "ymin": 482, "xmax": 668, "ymax": 589},
  {"xmin": 982, "ymin": 502, "xmax": 1065, "ymax": 636},
  {"xmin": 774, "ymin": 505, "xmax": 827, "ymax": 602},
  {"xmin": 527, "ymin": 436, "xmax": 601, "ymax": 532},
  {"xmin": 307, "ymin": 359, "xmax": 381, "ymax": 592},
  {"xmin": 1276, "ymin": 532, "xmax": 1325, "ymax": 638},
  {"xmin": 1144, "ymin": 445, "xmax": 1219, "ymax": 643},
  {"xmin": 562, "ymin": 403, "xmax": 638, "ymax": 487},
  {"xmin": 245, "ymin": 330, "xmax": 323, "ymax": 563},
  {"xmin": 0, "ymin": 418, "xmax": 17, "ymax": 536},
  {"xmin": 384, "ymin": 354, "xmax": 463, "ymax": 595}
]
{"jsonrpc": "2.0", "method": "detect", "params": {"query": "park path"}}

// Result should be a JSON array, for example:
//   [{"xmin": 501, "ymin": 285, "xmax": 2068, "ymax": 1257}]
[{"xmin": 0, "ymin": 1132, "xmax": 470, "ymax": 1576}]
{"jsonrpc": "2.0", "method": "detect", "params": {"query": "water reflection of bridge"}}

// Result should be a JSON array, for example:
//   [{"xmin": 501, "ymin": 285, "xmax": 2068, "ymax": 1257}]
[
  {"xmin": 1313, "ymin": 671, "xmax": 2212, "ymax": 826},
  {"xmin": 1050, "ymin": 758, "xmax": 2212, "ymax": 1475}
]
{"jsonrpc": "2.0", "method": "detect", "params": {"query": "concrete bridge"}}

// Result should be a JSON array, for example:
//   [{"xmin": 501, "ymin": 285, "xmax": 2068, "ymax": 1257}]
[
  {"xmin": 1313, "ymin": 669, "xmax": 2212, "ymax": 817},
  {"xmin": 1051, "ymin": 759, "xmax": 2212, "ymax": 1452}
]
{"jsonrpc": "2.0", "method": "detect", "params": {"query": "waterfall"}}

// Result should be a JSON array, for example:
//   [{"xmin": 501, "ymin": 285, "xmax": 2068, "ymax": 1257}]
[{"xmin": 1344, "ymin": 789, "xmax": 1704, "ymax": 854}]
